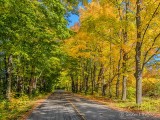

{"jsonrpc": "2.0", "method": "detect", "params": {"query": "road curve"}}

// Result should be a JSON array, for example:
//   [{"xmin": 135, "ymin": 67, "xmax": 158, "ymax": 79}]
[{"xmin": 27, "ymin": 90, "xmax": 160, "ymax": 120}]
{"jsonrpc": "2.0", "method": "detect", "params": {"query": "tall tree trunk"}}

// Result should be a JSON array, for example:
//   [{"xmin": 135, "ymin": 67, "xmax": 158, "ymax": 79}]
[
  {"xmin": 122, "ymin": 0, "xmax": 129, "ymax": 101},
  {"xmin": 16, "ymin": 75, "xmax": 20, "ymax": 97},
  {"xmin": 108, "ymin": 42, "xmax": 112, "ymax": 98},
  {"xmin": 32, "ymin": 77, "xmax": 37, "ymax": 94},
  {"xmin": 96, "ymin": 63, "xmax": 103, "ymax": 93},
  {"xmin": 91, "ymin": 62, "xmax": 93, "ymax": 95},
  {"xmin": 122, "ymin": 52, "xmax": 127, "ymax": 100},
  {"xmin": 79, "ymin": 74, "xmax": 82, "ymax": 92},
  {"xmin": 0, "ymin": 68, "xmax": 2, "ymax": 96},
  {"xmin": 102, "ymin": 84, "xmax": 107, "ymax": 96},
  {"xmin": 42, "ymin": 77, "xmax": 46, "ymax": 92},
  {"xmin": 71, "ymin": 75, "xmax": 75, "ymax": 92},
  {"xmin": 135, "ymin": 0, "xmax": 142, "ymax": 105},
  {"xmin": 19, "ymin": 57, "xmax": 25, "ymax": 94},
  {"xmin": 100, "ymin": 64, "xmax": 106, "ymax": 96},
  {"xmin": 102, "ymin": 76, "xmax": 107, "ymax": 96},
  {"xmin": 91, "ymin": 62, "xmax": 96, "ymax": 95},
  {"xmin": 79, "ymin": 62, "xmax": 83, "ymax": 92},
  {"xmin": 3, "ymin": 56, "xmax": 7, "ymax": 96},
  {"xmin": 116, "ymin": 49, "xmax": 122, "ymax": 98},
  {"xmin": 82, "ymin": 62, "xmax": 85, "ymax": 92},
  {"xmin": 16, "ymin": 65, "xmax": 23, "ymax": 97},
  {"xmin": 6, "ymin": 54, "xmax": 13, "ymax": 100},
  {"xmin": 75, "ymin": 75, "xmax": 78, "ymax": 93},
  {"xmin": 85, "ymin": 75, "xmax": 89, "ymax": 95},
  {"xmin": 122, "ymin": 48, "xmax": 128, "ymax": 100},
  {"xmin": 0, "ymin": 56, "xmax": 3, "ymax": 96},
  {"xmin": 84, "ymin": 61, "xmax": 89, "ymax": 95},
  {"xmin": 28, "ymin": 65, "xmax": 35, "ymax": 96}
]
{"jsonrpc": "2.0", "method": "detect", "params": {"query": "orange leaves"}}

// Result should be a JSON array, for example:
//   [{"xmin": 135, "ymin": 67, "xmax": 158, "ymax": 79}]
[
  {"xmin": 63, "ymin": 28, "xmax": 111, "ymax": 63},
  {"xmin": 79, "ymin": 2, "xmax": 102, "ymax": 21},
  {"xmin": 70, "ymin": 23, "xmax": 80, "ymax": 32},
  {"xmin": 63, "ymin": 31, "xmax": 91, "ymax": 59},
  {"xmin": 64, "ymin": 1, "xmax": 121, "ymax": 65},
  {"xmin": 121, "ymin": 43, "xmax": 132, "ymax": 53},
  {"xmin": 80, "ymin": 1, "xmax": 117, "ymax": 22},
  {"xmin": 102, "ymin": 3, "xmax": 117, "ymax": 18}
]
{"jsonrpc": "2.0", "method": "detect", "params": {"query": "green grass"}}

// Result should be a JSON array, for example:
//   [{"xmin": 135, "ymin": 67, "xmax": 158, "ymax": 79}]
[
  {"xmin": 77, "ymin": 93, "xmax": 160, "ymax": 114},
  {"xmin": 0, "ymin": 93, "xmax": 50, "ymax": 120},
  {"xmin": 114, "ymin": 97, "xmax": 160, "ymax": 113}
]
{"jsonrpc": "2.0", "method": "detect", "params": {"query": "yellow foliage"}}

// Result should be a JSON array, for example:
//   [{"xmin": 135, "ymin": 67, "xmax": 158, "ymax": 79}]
[{"xmin": 143, "ymin": 78, "xmax": 160, "ymax": 95}]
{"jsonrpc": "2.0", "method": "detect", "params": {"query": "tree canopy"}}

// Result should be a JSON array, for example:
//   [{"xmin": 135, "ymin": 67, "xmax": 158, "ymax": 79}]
[{"xmin": 0, "ymin": 0, "xmax": 160, "ymax": 108}]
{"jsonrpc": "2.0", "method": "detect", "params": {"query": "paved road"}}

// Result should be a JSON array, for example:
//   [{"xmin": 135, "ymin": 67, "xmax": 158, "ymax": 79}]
[
  {"xmin": 27, "ymin": 90, "xmax": 160, "ymax": 120},
  {"xmin": 27, "ymin": 90, "xmax": 82, "ymax": 120}
]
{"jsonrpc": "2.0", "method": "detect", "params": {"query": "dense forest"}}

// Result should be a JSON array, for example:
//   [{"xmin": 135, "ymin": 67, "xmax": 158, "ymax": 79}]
[
  {"xmin": 0, "ymin": 0, "xmax": 77, "ymax": 100},
  {"xmin": 0, "ymin": 0, "xmax": 160, "ymax": 111},
  {"xmin": 62, "ymin": 0, "xmax": 160, "ymax": 105}
]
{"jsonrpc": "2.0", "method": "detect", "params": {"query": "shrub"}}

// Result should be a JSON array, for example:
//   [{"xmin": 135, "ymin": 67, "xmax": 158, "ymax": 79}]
[
  {"xmin": 143, "ymin": 78, "xmax": 160, "ymax": 97},
  {"xmin": 127, "ymin": 87, "xmax": 136, "ymax": 99}
]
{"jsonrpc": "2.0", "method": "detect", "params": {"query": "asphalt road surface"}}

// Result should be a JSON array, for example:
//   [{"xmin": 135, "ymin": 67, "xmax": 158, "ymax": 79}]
[{"xmin": 27, "ymin": 90, "xmax": 160, "ymax": 120}]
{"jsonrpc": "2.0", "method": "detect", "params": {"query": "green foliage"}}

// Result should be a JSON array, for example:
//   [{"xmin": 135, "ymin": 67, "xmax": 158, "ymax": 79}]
[
  {"xmin": 0, "ymin": 0, "xmax": 73, "ymax": 99},
  {"xmin": 147, "ymin": 81, "xmax": 160, "ymax": 97},
  {"xmin": 116, "ymin": 97, "xmax": 160, "ymax": 113},
  {"xmin": 127, "ymin": 87, "xmax": 136, "ymax": 100},
  {"xmin": 0, "ymin": 93, "xmax": 49, "ymax": 120}
]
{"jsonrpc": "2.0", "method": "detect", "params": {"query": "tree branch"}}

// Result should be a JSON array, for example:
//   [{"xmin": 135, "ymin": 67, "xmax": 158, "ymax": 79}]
[
  {"xmin": 141, "ymin": 3, "xmax": 160, "ymax": 46},
  {"xmin": 142, "ymin": 47, "xmax": 160, "ymax": 70},
  {"xmin": 142, "ymin": 32, "xmax": 160, "ymax": 69}
]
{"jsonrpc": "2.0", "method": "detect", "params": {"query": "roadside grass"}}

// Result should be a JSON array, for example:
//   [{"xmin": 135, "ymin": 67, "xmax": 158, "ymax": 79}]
[
  {"xmin": 76, "ymin": 93, "xmax": 160, "ymax": 116},
  {"xmin": 0, "ymin": 93, "xmax": 50, "ymax": 120},
  {"xmin": 114, "ymin": 97, "xmax": 160, "ymax": 113}
]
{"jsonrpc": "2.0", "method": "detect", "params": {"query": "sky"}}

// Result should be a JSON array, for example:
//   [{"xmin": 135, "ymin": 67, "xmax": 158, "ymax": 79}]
[
  {"xmin": 67, "ymin": 14, "xmax": 79, "ymax": 28},
  {"xmin": 67, "ymin": 0, "xmax": 92, "ymax": 28}
]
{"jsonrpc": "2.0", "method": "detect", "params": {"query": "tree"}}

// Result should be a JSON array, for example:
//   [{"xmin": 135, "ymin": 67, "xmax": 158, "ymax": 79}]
[
  {"xmin": 135, "ymin": 0, "xmax": 160, "ymax": 105},
  {"xmin": 63, "ymin": 0, "xmax": 160, "ymax": 105},
  {"xmin": 0, "ymin": 0, "xmax": 71, "ymax": 99}
]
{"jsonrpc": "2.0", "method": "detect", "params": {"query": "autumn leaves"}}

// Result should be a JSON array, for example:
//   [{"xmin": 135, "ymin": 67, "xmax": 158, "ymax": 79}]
[{"xmin": 63, "ymin": 0, "xmax": 160, "ymax": 105}]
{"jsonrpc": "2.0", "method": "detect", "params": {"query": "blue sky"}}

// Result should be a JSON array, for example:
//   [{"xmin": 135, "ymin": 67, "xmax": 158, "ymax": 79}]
[
  {"xmin": 67, "ymin": 14, "xmax": 79, "ymax": 28},
  {"xmin": 67, "ymin": 0, "xmax": 92, "ymax": 28}
]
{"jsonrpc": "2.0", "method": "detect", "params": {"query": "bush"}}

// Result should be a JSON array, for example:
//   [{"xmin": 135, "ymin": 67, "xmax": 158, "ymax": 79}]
[
  {"xmin": 127, "ymin": 87, "xmax": 135, "ymax": 99},
  {"xmin": 143, "ymin": 78, "xmax": 160, "ymax": 97}
]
